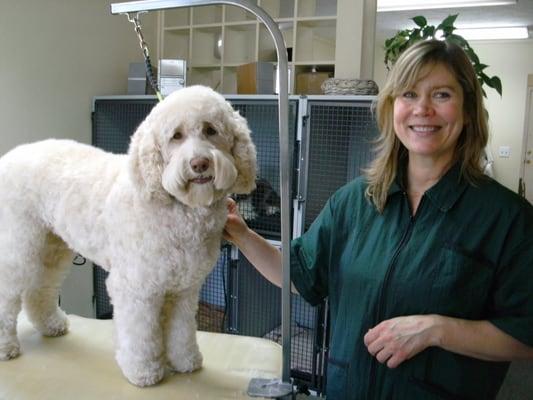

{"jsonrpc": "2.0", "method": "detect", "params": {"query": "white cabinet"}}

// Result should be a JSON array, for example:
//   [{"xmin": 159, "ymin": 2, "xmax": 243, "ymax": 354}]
[{"xmin": 159, "ymin": 0, "xmax": 344, "ymax": 94}]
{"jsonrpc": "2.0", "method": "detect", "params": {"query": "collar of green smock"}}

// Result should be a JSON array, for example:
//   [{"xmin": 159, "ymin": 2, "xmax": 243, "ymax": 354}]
[
  {"xmin": 425, "ymin": 162, "xmax": 469, "ymax": 211},
  {"xmin": 388, "ymin": 162, "xmax": 468, "ymax": 212}
]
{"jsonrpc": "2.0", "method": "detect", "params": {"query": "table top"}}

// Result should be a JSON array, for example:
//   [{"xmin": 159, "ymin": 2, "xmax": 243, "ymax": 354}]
[{"xmin": 0, "ymin": 313, "xmax": 282, "ymax": 400}]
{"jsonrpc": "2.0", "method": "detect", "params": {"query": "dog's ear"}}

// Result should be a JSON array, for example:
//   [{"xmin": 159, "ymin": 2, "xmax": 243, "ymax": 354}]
[
  {"xmin": 229, "ymin": 110, "xmax": 257, "ymax": 194},
  {"xmin": 128, "ymin": 120, "xmax": 172, "ymax": 204}
]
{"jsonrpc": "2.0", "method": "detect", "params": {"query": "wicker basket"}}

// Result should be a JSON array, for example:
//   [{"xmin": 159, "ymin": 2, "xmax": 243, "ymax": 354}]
[{"xmin": 321, "ymin": 78, "xmax": 379, "ymax": 95}]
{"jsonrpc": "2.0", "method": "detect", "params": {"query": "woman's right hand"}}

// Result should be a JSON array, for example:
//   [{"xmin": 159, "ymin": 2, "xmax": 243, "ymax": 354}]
[{"xmin": 223, "ymin": 197, "xmax": 249, "ymax": 245}]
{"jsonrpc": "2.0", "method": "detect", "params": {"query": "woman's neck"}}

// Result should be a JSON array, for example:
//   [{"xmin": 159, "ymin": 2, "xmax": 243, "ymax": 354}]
[{"xmin": 405, "ymin": 156, "xmax": 455, "ymax": 214}]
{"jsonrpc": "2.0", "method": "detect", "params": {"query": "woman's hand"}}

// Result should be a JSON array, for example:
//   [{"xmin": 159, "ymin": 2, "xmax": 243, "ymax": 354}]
[
  {"xmin": 365, "ymin": 315, "xmax": 533, "ymax": 366},
  {"xmin": 223, "ymin": 197, "xmax": 249, "ymax": 245},
  {"xmin": 364, "ymin": 315, "xmax": 442, "ymax": 368}
]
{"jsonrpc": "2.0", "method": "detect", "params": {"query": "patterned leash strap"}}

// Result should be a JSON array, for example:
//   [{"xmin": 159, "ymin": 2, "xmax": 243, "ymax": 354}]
[{"xmin": 126, "ymin": 12, "xmax": 163, "ymax": 102}]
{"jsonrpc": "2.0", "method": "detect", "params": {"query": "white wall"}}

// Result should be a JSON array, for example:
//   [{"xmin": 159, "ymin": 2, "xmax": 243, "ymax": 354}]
[
  {"xmin": 373, "ymin": 38, "xmax": 533, "ymax": 192},
  {"xmin": 0, "ymin": 0, "xmax": 157, "ymax": 155},
  {"xmin": 472, "ymin": 40, "xmax": 533, "ymax": 191}
]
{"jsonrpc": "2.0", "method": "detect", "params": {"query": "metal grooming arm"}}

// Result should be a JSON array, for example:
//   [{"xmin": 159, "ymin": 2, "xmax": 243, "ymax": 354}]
[{"xmin": 111, "ymin": 1, "xmax": 292, "ymax": 397}]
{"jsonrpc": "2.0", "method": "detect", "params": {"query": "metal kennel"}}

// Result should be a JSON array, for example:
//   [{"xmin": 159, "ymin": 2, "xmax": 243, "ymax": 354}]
[{"xmin": 91, "ymin": 94, "xmax": 378, "ymax": 395}]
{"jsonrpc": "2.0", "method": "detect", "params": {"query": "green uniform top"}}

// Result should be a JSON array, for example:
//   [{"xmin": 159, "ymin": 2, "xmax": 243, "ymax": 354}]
[{"xmin": 291, "ymin": 163, "xmax": 533, "ymax": 400}]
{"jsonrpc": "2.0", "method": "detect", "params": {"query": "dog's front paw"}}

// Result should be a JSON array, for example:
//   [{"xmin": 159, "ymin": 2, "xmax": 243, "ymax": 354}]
[
  {"xmin": 169, "ymin": 349, "xmax": 203, "ymax": 373},
  {"xmin": 38, "ymin": 311, "xmax": 69, "ymax": 337},
  {"xmin": 118, "ymin": 356, "xmax": 166, "ymax": 387},
  {"xmin": 0, "ymin": 341, "xmax": 20, "ymax": 361}
]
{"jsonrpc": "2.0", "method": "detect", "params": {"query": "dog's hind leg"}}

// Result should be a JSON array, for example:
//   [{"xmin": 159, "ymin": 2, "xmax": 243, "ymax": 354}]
[
  {"xmin": 162, "ymin": 287, "xmax": 203, "ymax": 373},
  {"xmin": 22, "ymin": 232, "xmax": 72, "ymax": 337},
  {"xmin": 0, "ymin": 293, "xmax": 22, "ymax": 360},
  {"xmin": 0, "ymin": 222, "xmax": 40, "ymax": 359}
]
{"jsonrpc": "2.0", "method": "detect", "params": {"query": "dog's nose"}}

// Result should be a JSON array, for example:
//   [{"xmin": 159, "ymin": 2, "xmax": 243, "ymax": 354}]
[{"xmin": 190, "ymin": 157, "xmax": 210, "ymax": 173}]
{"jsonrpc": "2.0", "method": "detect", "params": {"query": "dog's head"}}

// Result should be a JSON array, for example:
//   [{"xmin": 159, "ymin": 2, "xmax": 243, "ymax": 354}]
[{"xmin": 128, "ymin": 85, "xmax": 257, "ymax": 207}]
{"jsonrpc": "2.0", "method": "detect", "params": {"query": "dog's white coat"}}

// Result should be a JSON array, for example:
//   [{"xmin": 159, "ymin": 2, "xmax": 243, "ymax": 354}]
[{"xmin": 0, "ymin": 85, "xmax": 256, "ymax": 386}]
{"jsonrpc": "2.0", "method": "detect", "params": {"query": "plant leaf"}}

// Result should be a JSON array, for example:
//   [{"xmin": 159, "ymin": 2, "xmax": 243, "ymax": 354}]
[
  {"xmin": 437, "ymin": 14, "xmax": 458, "ymax": 31},
  {"xmin": 412, "ymin": 16, "xmax": 427, "ymax": 28}
]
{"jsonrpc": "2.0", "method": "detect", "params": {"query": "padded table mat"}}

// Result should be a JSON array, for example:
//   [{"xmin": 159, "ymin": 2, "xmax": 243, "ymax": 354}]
[{"xmin": 0, "ymin": 314, "xmax": 282, "ymax": 400}]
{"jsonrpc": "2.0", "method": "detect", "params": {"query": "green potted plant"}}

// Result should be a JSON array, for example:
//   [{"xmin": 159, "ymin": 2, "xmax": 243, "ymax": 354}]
[{"xmin": 384, "ymin": 14, "xmax": 502, "ymax": 97}]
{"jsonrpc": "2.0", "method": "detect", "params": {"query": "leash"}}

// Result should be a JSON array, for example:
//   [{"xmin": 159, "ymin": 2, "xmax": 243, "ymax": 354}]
[{"xmin": 126, "ymin": 12, "xmax": 163, "ymax": 102}]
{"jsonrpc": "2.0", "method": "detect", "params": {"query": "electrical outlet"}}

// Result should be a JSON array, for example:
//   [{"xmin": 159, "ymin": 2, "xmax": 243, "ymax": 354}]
[{"xmin": 498, "ymin": 146, "xmax": 511, "ymax": 158}]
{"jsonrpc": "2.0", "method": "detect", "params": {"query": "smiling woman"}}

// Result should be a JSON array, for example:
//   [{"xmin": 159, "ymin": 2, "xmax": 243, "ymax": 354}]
[{"xmin": 223, "ymin": 39, "xmax": 533, "ymax": 399}]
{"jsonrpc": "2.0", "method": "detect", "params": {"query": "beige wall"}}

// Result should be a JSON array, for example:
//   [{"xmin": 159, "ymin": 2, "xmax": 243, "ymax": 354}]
[
  {"xmin": 373, "ymin": 38, "xmax": 533, "ymax": 192},
  {"xmin": 0, "ymin": 0, "xmax": 157, "ymax": 155},
  {"xmin": 0, "ymin": 0, "xmax": 157, "ymax": 316}
]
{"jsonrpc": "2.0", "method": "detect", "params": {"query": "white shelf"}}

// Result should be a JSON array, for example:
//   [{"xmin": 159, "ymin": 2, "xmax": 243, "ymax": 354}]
[
  {"xmin": 297, "ymin": 0, "xmax": 337, "ymax": 18},
  {"xmin": 162, "ymin": 28, "xmax": 189, "ymax": 60},
  {"xmin": 225, "ymin": 2, "xmax": 257, "ymax": 22},
  {"xmin": 163, "ymin": 8, "xmax": 190, "ymax": 27},
  {"xmin": 191, "ymin": 26, "xmax": 222, "ymax": 65},
  {"xmin": 158, "ymin": 0, "xmax": 343, "ymax": 94},
  {"xmin": 192, "ymin": 5, "xmax": 222, "ymax": 25}
]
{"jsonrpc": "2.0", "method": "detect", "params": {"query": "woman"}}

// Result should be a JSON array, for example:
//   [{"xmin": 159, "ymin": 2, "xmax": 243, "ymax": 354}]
[{"xmin": 224, "ymin": 40, "xmax": 533, "ymax": 399}]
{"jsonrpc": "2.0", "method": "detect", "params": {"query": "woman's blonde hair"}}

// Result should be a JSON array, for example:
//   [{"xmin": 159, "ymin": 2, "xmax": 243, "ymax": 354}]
[{"xmin": 365, "ymin": 39, "xmax": 489, "ymax": 212}]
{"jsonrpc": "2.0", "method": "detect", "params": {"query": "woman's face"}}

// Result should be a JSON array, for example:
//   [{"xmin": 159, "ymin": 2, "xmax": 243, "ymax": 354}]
[{"xmin": 393, "ymin": 63, "xmax": 465, "ymax": 166}]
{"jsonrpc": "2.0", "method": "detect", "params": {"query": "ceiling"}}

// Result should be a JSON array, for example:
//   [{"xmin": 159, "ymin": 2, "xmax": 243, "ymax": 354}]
[{"xmin": 376, "ymin": 0, "xmax": 533, "ymax": 39}]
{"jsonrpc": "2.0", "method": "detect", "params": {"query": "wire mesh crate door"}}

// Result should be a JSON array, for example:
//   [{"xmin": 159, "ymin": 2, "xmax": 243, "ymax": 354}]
[
  {"xmin": 304, "ymin": 100, "xmax": 378, "ymax": 228},
  {"xmin": 197, "ymin": 246, "xmax": 230, "ymax": 333},
  {"xmin": 227, "ymin": 99, "xmax": 298, "ymax": 240}
]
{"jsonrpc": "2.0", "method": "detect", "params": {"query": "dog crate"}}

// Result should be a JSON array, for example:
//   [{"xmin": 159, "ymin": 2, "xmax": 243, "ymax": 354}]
[
  {"xmin": 292, "ymin": 96, "xmax": 378, "ymax": 392},
  {"xmin": 91, "ymin": 94, "xmax": 378, "ymax": 395}
]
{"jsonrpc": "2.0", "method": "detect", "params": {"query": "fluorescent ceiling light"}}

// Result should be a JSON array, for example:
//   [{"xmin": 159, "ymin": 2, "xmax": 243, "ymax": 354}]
[
  {"xmin": 377, "ymin": 0, "xmax": 516, "ymax": 12},
  {"xmin": 455, "ymin": 26, "xmax": 529, "ymax": 40}
]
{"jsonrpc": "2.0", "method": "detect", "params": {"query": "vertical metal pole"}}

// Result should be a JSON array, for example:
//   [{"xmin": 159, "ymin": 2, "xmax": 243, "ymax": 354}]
[{"xmin": 112, "ymin": 0, "xmax": 292, "ymax": 388}]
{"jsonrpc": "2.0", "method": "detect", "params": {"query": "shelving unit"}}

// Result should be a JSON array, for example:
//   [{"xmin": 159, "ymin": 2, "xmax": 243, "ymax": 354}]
[{"xmin": 159, "ymin": 0, "xmax": 340, "ymax": 94}]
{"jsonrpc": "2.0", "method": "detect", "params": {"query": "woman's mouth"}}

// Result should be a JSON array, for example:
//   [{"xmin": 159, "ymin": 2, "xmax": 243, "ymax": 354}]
[
  {"xmin": 410, "ymin": 125, "xmax": 440, "ymax": 135},
  {"xmin": 409, "ymin": 125, "xmax": 440, "ymax": 133}
]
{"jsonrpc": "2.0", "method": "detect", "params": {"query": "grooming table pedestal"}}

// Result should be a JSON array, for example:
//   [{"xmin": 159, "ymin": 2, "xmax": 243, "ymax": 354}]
[{"xmin": 0, "ymin": 314, "xmax": 282, "ymax": 399}]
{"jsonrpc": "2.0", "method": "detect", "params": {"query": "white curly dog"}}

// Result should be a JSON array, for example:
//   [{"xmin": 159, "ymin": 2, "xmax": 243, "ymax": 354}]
[{"xmin": 0, "ymin": 85, "xmax": 256, "ymax": 386}]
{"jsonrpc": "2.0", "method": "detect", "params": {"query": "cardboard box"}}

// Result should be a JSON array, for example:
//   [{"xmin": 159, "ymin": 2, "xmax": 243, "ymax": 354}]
[
  {"xmin": 237, "ymin": 62, "xmax": 274, "ymax": 94},
  {"xmin": 295, "ymin": 71, "xmax": 330, "ymax": 95}
]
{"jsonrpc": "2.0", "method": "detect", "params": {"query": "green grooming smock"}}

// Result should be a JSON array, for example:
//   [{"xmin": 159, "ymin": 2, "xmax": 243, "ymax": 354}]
[{"xmin": 291, "ymin": 164, "xmax": 533, "ymax": 399}]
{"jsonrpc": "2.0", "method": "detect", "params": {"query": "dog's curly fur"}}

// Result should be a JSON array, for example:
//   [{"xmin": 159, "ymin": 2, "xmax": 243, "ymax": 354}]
[{"xmin": 0, "ymin": 85, "xmax": 256, "ymax": 386}]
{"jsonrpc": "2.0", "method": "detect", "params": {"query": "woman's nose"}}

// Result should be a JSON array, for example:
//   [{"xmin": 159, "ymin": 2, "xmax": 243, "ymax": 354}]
[{"xmin": 413, "ymin": 96, "xmax": 434, "ymax": 116}]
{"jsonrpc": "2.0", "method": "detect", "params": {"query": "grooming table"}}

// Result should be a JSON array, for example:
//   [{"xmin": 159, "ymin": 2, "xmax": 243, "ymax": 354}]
[{"xmin": 0, "ymin": 314, "xmax": 282, "ymax": 400}]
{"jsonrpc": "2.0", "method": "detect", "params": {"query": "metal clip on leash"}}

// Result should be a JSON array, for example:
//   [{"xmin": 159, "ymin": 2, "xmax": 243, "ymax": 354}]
[{"xmin": 126, "ymin": 12, "xmax": 163, "ymax": 102}]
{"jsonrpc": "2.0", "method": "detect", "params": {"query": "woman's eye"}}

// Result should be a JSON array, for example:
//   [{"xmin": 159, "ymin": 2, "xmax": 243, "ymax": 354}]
[
  {"xmin": 205, "ymin": 125, "xmax": 217, "ymax": 136},
  {"xmin": 434, "ymin": 91, "xmax": 451, "ymax": 99},
  {"xmin": 173, "ymin": 131, "xmax": 182, "ymax": 140},
  {"xmin": 402, "ymin": 91, "xmax": 416, "ymax": 99}
]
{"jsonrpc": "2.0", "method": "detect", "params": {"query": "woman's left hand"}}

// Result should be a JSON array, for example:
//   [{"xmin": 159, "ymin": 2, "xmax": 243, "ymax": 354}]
[{"xmin": 364, "ymin": 315, "xmax": 442, "ymax": 368}]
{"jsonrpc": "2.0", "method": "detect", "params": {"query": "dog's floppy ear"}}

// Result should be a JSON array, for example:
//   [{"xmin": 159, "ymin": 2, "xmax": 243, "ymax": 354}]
[
  {"xmin": 128, "ymin": 119, "xmax": 172, "ymax": 204},
  {"xmin": 229, "ymin": 110, "xmax": 257, "ymax": 194}
]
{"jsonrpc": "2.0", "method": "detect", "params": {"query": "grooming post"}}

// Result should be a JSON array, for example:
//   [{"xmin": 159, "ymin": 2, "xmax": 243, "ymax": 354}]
[{"xmin": 111, "ymin": 1, "xmax": 292, "ymax": 397}]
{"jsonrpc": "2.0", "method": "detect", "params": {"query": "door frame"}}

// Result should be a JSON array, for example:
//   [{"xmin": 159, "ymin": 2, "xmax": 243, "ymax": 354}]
[{"xmin": 519, "ymin": 85, "xmax": 533, "ymax": 200}]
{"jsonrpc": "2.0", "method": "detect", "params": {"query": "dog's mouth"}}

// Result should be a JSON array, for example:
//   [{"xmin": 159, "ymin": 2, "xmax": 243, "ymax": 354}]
[{"xmin": 189, "ymin": 176, "xmax": 214, "ymax": 185}]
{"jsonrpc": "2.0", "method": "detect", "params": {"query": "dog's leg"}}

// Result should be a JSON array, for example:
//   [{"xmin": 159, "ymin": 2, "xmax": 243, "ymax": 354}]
[
  {"xmin": 162, "ymin": 287, "xmax": 203, "ymax": 373},
  {"xmin": 0, "ymin": 219, "xmax": 45, "ymax": 359},
  {"xmin": 109, "ymin": 283, "xmax": 166, "ymax": 387},
  {"xmin": 0, "ymin": 294, "xmax": 22, "ymax": 360},
  {"xmin": 23, "ymin": 233, "xmax": 71, "ymax": 337}
]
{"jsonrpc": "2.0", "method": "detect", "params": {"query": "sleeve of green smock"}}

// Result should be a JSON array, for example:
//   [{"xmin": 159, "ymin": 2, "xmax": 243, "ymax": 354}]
[
  {"xmin": 290, "ymin": 196, "xmax": 336, "ymax": 306},
  {"xmin": 488, "ymin": 203, "xmax": 533, "ymax": 347}
]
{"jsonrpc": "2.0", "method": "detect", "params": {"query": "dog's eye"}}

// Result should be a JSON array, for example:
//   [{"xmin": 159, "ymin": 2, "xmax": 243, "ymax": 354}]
[
  {"xmin": 173, "ymin": 130, "xmax": 182, "ymax": 140},
  {"xmin": 205, "ymin": 125, "xmax": 217, "ymax": 136}
]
